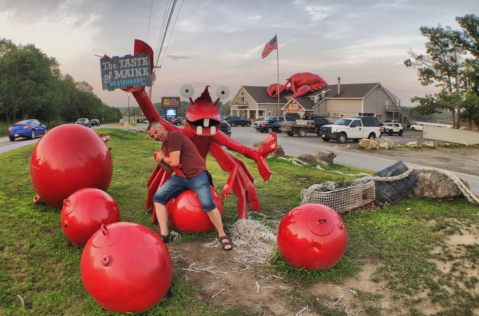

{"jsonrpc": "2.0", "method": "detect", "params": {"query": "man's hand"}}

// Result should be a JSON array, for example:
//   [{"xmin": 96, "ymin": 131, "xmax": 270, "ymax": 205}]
[{"xmin": 154, "ymin": 150, "xmax": 166, "ymax": 165}]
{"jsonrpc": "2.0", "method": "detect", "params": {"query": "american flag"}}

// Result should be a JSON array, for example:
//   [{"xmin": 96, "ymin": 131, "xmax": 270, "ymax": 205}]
[{"xmin": 261, "ymin": 35, "xmax": 278, "ymax": 59}]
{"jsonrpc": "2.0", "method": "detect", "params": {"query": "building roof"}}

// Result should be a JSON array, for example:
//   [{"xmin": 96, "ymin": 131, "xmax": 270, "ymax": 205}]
[
  {"xmin": 240, "ymin": 83, "xmax": 383, "ymax": 106},
  {"xmin": 306, "ymin": 83, "xmax": 380, "ymax": 99},
  {"xmin": 242, "ymin": 86, "xmax": 291, "ymax": 104}
]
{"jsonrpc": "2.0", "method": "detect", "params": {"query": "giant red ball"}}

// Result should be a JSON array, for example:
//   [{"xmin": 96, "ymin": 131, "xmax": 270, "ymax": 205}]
[
  {"xmin": 166, "ymin": 186, "xmax": 223, "ymax": 233},
  {"xmin": 30, "ymin": 124, "xmax": 113, "ymax": 208},
  {"xmin": 277, "ymin": 203, "xmax": 348, "ymax": 270},
  {"xmin": 81, "ymin": 222, "xmax": 173, "ymax": 314},
  {"xmin": 61, "ymin": 188, "xmax": 121, "ymax": 247}
]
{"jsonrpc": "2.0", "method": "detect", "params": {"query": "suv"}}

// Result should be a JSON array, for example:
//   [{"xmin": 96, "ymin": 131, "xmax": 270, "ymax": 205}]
[
  {"xmin": 91, "ymin": 119, "xmax": 101, "ymax": 126},
  {"xmin": 75, "ymin": 118, "xmax": 91, "ymax": 128},
  {"xmin": 382, "ymin": 123, "xmax": 404, "ymax": 136},
  {"xmin": 319, "ymin": 116, "xmax": 382, "ymax": 143},
  {"xmin": 220, "ymin": 120, "xmax": 232, "ymax": 136},
  {"xmin": 172, "ymin": 117, "xmax": 184, "ymax": 126},
  {"xmin": 254, "ymin": 116, "xmax": 296, "ymax": 133},
  {"xmin": 226, "ymin": 116, "xmax": 251, "ymax": 127}
]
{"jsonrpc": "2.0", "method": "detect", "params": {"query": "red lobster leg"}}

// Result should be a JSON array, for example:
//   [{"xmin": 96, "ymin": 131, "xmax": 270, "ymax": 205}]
[
  {"xmin": 209, "ymin": 142, "xmax": 261, "ymax": 219},
  {"xmin": 212, "ymin": 132, "xmax": 277, "ymax": 181}
]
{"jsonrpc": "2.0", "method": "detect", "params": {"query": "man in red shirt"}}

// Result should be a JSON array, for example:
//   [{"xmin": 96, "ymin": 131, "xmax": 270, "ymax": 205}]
[{"xmin": 147, "ymin": 122, "xmax": 233, "ymax": 251}]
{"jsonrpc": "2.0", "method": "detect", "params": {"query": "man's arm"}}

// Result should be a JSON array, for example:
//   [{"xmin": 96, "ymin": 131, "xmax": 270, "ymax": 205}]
[
  {"xmin": 154, "ymin": 150, "xmax": 174, "ymax": 173},
  {"xmin": 162, "ymin": 151, "xmax": 180, "ymax": 167}
]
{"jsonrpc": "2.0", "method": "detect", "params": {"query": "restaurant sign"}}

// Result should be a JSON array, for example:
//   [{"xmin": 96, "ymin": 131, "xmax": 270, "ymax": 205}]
[
  {"xmin": 100, "ymin": 54, "xmax": 152, "ymax": 91},
  {"xmin": 162, "ymin": 97, "xmax": 180, "ymax": 109}
]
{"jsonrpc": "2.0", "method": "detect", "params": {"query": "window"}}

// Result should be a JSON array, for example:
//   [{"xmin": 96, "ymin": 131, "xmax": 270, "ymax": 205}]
[
  {"xmin": 240, "ymin": 93, "xmax": 245, "ymax": 104},
  {"xmin": 267, "ymin": 111, "xmax": 272, "ymax": 117}
]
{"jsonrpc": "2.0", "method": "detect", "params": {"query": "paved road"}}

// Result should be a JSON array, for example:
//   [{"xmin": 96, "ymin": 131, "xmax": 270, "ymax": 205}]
[
  {"xmin": 1, "ymin": 124, "xmax": 478, "ymax": 194},
  {"xmin": 228, "ymin": 125, "xmax": 479, "ymax": 194}
]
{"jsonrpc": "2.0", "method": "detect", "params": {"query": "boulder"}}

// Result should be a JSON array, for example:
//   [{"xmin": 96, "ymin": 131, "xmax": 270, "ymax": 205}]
[
  {"xmin": 298, "ymin": 151, "xmax": 337, "ymax": 166},
  {"xmin": 438, "ymin": 142, "xmax": 455, "ymax": 148},
  {"xmin": 378, "ymin": 138, "xmax": 394, "ymax": 150},
  {"xmin": 411, "ymin": 169, "xmax": 469, "ymax": 199},
  {"xmin": 422, "ymin": 141, "xmax": 436, "ymax": 148},
  {"xmin": 406, "ymin": 141, "xmax": 419, "ymax": 148},
  {"xmin": 358, "ymin": 139, "xmax": 379, "ymax": 150},
  {"xmin": 253, "ymin": 142, "xmax": 285, "ymax": 158}
]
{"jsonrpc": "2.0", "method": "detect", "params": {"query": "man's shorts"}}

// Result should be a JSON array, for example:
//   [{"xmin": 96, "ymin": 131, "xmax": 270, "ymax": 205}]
[{"xmin": 153, "ymin": 170, "xmax": 216, "ymax": 211}]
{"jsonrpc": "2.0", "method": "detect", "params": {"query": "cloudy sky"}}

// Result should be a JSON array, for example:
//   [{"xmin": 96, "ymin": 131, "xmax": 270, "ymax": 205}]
[{"xmin": 1, "ymin": 0, "xmax": 477, "ymax": 107}]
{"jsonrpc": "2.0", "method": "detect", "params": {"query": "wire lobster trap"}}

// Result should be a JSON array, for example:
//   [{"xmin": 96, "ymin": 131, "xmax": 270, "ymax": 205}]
[
  {"xmin": 301, "ymin": 181, "xmax": 375, "ymax": 213},
  {"xmin": 373, "ymin": 161, "xmax": 419, "ymax": 206}
]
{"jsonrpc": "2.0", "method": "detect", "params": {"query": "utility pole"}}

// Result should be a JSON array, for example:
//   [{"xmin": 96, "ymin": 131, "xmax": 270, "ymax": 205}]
[{"xmin": 128, "ymin": 94, "xmax": 131, "ymax": 125}]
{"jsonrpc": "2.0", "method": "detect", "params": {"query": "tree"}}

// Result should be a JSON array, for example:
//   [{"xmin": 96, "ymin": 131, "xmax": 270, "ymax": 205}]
[
  {"xmin": 0, "ymin": 44, "xmax": 59, "ymax": 124},
  {"xmin": 405, "ymin": 24, "xmax": 468, "ymax": 128}
]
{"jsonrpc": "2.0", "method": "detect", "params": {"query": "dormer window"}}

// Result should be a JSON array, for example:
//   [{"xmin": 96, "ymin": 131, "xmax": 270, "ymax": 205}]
[{"xmin": 240, "ymin": 92, "xmax": 245, "ymax": 104}]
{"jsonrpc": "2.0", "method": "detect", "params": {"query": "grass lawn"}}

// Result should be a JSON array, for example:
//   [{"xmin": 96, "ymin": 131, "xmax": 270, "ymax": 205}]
[{"xmin": 1, "ymin": 128, "xmax": 478, "ymax": 315}]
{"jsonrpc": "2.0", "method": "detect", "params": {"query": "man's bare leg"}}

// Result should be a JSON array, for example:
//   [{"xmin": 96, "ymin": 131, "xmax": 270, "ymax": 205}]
[
  {"xmin": 207, "ymin": 208, "xmax": 232, "ymax": 250},
  {"xmin": 154, "ymin": 202, "xmax": 169, "ymax": 237}
]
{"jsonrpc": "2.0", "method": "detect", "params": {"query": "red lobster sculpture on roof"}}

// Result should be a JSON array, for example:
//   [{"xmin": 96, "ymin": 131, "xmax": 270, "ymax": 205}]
[
  {"xmin": 267, "ymin": 72, "xmax": 328, "ymax": 99},
  {"xmin": 122, "ymin": 40, "xmax": 277, "ymax": 220}
]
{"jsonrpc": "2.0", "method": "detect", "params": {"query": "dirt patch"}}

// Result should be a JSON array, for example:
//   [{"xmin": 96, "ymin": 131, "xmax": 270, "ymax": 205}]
[
  {"xmin": 168, "ymin": 240, "xmax": 306, "ymax": 316},
  {"xmin": 351, "ymin": 147, "xmax": 479, "ymax": 176}
]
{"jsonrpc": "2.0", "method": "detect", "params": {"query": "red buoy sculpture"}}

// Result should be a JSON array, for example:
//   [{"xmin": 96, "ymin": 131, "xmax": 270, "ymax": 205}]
[
  {"xmin": 166, "ymin": 186, "xmax": 223, "ymax": 233},
  {"xmin": 277, "ymin": 203, "xmax": 348, "ymax": 270},
  {"xmin": 81, "ymin": 222, "xmax": 173, "ymax": 314},
  {"xmin": 61, "ymin": 188, "xmax": 121, "ymax": 247},
  {"xmin": 30, "ymin": 124, "xmax": 113, "ymax": 208}
]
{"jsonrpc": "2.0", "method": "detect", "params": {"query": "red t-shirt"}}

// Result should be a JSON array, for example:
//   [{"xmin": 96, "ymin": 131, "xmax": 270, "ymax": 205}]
[{"xmin": 161, "ymin": 131, "xmax": 206, "ymax": 178}]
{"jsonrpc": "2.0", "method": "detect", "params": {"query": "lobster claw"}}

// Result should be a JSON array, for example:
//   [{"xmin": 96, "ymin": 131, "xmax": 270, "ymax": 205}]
[
  {"xmin": 291, "ymin": 85, "xmax": 312, "ymax": 98},
  {"xmin": 267, "ymin": 83, "xmax": 285, "ymax": 98}
]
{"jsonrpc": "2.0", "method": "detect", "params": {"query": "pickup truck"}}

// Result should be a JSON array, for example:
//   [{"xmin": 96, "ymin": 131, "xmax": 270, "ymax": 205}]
[
  {"xmin": 281, "ymin": 115, "xmax": 332, "ymax": 137},
  {"xmin": 253, "ymin": 116, "xmax": 296, "ymax": 133},
  {"xmin": 319, "ymin": 117, "xmax": 382, "ymax": 143}
]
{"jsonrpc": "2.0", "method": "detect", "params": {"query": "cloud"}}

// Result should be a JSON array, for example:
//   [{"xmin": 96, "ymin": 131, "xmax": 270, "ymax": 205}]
[
  {"xmin": 293, "ymin": 0, "xmax": 336, "ymax": 23},
  {"xmin": 166, "ymin": 54, "xmax": 192, "ymax": 60}
]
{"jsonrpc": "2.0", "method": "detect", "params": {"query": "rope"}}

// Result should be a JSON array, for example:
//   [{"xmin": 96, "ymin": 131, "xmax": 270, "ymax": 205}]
[{"xmin": 279, "ymin": 157, "xmax": 479, "ymax": 206}]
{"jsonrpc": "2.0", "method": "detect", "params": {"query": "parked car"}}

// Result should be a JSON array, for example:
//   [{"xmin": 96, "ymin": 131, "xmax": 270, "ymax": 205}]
[
  {"xmin": 410, "ymin": 123, "xmax": 424, "ymax": 131},
  {"xmin": 382, "ymin": 123, "xmax": 404, "ymax": 136},
  {"xmin": 254, "ymin": 116, "xmax": 296, "ymax": 133},
  {"xmin": 172, "ymin": 117, "xmax": 184, "ymax": 126},
  {"xmin": 220, "ymin": 120, "xmax": 232, "ymax": 137},
  {"xmin": 75, "ymin": 118, "xmax": 91, "ymax": 128},
  {"xmin": 226, "ymin": 116, "xmax": 251, "ymax": 127},
  {"xmin": 319, "ymin": 116, "xmax": 382, "ymax": 143},
  {"xmin": 91, "ymin": 119, "xmax": 101, "ymax": 126},
  {"xmin": 8, "ymin": 119, "xmax": 47, "ymax": 141}
]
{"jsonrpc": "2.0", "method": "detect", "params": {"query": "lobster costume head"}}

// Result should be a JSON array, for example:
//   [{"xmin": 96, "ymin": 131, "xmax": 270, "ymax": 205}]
[{"xmin": 185, "ymin": 86, "xmax": 223, "ymax": 137}]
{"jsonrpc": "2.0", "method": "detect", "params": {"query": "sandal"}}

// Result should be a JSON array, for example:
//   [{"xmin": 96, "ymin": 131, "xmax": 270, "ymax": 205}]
[
  {"xmin": 218, "ymin": 236, "xmax": 234, "ymax": 251},
  {"xmin": 160, "ymin": 233, "xmax": 172, "ymax": 244}
]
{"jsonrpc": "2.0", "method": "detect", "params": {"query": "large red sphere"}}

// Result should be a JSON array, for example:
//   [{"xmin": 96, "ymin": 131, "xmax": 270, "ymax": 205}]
[
  {"xmin": 81, "ymin": 222, "xmax": 173, "ymax": 314},
  {"xmin": 30, "ymin": 124, "xmax": 113, "ymax": 208},
  {"xmin": 61, "ymin": 188, "xmax": 121, "ymax": 247},
  {"xmin": 277, "ymin": 203, "xmax": 348, "ymax": 271},
  {"xmin": 166, "ymin": 186, "xmax": 223, "ymax": 233}
]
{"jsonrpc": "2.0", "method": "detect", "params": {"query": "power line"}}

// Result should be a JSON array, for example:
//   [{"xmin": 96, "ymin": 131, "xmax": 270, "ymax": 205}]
[
  {"xmin": 146, "ymin": 0, "xmax": 154, "ymax": 43},
  {"xmin": 159, "ymin": 0, "xmax": 185, "ymax": 67},
  {"xmin": 154, "ymin": 0, "xmax": 178, "ymax": 73}
]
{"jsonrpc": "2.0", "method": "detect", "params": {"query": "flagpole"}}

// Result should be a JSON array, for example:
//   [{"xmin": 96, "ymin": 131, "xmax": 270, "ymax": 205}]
[{"xmin": 276, "ymin": 35, "xmax": 280, "ymax": 116}]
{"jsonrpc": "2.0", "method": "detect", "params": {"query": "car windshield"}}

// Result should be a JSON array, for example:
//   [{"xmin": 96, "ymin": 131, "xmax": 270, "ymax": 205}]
[
  {"xmin": 334, "ymin": 119, "xmax": 352, "ymax": 126},
  {"xmin": 77, "ymin": 118, "xmax": 87, "ymax": 122},
  {"xmin": 17, "ymin": 120, "xmax": 31, "ymax": 125}
]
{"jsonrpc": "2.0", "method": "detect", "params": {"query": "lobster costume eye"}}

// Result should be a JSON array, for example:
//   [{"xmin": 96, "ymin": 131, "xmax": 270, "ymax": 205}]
[
  {"xmin": 216, "ymin": 86, "xmax": 230, "ymax": 99},
  {"xmin": 180, "ymin": 84, "xmax": 194, "ymax": 98}
]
